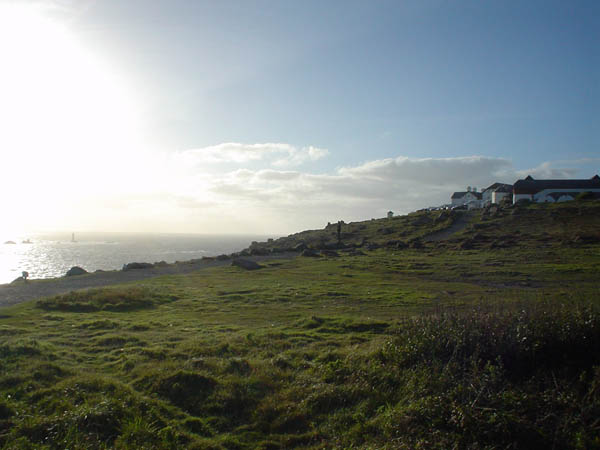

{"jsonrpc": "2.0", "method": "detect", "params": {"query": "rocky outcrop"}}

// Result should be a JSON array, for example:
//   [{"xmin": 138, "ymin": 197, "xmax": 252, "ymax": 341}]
[
  {"xmin": 301, "ymin": 248, "xmax": 321, "ymax": 257},
  {"xmin": 231, "ymin": 258, "xmax": 263, "ymax": 270},
  {"xmin": 122, "ymin": 262, "xmax": 154, "ymax": 271},
  {"xmin": 66, "ymin": 266, "xmax": 87, "ymax": 276}
]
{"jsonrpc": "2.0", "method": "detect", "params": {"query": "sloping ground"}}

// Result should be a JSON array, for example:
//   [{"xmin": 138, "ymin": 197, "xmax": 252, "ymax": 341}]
[
  {"xmin": 0, "ymin": 240, "xmax": 598, "ymax": 448},
  {"xmin": 0, "ymin": 200, "xmax": 599, "ymax": 448},
  {"xmin": 439, "ymin": 200, "xmax": 600, "ymax": 250},
  {"xmin": 422, "ymin": 210, "xmax": 475, "ymax": 241},
  {"xmin": 245, "ymin": 209, "xmax": 460, "ymax": 253},
  {"xmin": 0, "ymin": 253, "xmax": 297, "ymax": 308}
]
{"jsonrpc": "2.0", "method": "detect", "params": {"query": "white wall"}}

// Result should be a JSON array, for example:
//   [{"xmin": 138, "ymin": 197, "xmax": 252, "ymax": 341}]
[
  {"xmin": 492, "ymin": 191, "xmax": 509, "ymax": 204},
  {"xmin": 533, "ymin": 188, "xmax": 600, "ymax": 202}
]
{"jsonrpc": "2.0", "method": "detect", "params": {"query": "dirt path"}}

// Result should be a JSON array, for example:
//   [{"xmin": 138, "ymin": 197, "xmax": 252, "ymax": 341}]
[
  {"xmin": 422, "ymin": 211, "xmax": 475, "ymax": 242},
  {"xmin": 0, "ymin": 253, "xmax": 298, "ymax": 308}
]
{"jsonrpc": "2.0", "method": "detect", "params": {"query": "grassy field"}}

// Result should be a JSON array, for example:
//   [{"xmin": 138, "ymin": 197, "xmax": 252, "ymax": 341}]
[{"xmin": 0, "ymin": 201, "xmax": 599, "ymax": 449}]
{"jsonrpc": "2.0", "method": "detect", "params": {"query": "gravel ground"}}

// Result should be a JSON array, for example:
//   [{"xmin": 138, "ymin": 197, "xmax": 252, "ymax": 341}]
[{"xmin": 0, "ymin": 253, "xmax": 298, "ymax": 308}]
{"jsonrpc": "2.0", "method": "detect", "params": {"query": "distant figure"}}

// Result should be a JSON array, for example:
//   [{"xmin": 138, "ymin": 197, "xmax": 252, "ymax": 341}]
[
  {"xmin": 22, "ymin": 271, "xmax": 29, "ymax": 281},
  {"xmin": 336, "ymin": 221, "xmax": 342, "ymax": 242}
]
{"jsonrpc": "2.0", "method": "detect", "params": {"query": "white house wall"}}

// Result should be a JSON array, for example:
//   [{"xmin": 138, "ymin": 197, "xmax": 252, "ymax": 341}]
[
  {"xmin": 533, "ymin": 188, "xmax": 600, "ymax": 202},
  {"xmin": 514, "ymin": 188, "xmax": 600, "ymax": 203},
  {"xmin": 491, "ymin": 192, "xmax": 509, "ymax": 204},
  {"xmin": 513, "ymin": 193, "xmax": 533, "ymax": 203}
]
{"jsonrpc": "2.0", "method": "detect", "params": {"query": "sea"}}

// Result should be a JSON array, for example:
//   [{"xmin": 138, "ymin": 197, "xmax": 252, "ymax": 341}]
[{"xmin": 0, "ymin": 232, "xmax": 271, "ymax": 284}]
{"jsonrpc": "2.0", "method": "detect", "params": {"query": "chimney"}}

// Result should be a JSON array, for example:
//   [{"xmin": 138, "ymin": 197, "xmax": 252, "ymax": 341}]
[{"xmin": 467, "ymin": 186, "xmax": 471, "ymax": 192}]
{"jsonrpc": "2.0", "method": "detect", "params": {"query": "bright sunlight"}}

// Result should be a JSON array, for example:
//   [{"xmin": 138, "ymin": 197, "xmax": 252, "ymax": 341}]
[{"xmin": 0, "ymin": 3, "xmax": 144, "ymax": 234}]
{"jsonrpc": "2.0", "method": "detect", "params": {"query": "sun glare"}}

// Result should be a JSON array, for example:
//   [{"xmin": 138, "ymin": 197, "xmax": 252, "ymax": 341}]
[{"xmin": 0, "ymin": 3, "xmax": 145, "ymax": 235}]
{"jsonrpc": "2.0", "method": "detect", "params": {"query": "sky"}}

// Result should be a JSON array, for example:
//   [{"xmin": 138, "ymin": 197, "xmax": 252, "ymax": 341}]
[{"xmin": 0, "ymin": 0, "xmax": 598, "ymax": 236}]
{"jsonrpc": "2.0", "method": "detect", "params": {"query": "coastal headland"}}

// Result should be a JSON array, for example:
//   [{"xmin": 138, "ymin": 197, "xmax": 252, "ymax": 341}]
[{"xmin": 0, "ymin": 200, "xmax": 599, "ymax": 448}]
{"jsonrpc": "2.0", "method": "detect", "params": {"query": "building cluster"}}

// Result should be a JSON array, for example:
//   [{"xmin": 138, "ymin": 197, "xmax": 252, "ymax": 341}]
[{"xmin": 451, "ymin": 175, "xmax": 600, "ymax": 209}]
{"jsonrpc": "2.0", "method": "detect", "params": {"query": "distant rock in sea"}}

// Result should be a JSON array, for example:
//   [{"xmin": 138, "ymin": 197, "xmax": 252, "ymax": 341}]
[
  {"xmin": 4, "ymin": 241, "xmax": 16, "ymax": 245},
  {"xmin": 66, "ymin": 266, "xmax": 88, "ymax": 276}
]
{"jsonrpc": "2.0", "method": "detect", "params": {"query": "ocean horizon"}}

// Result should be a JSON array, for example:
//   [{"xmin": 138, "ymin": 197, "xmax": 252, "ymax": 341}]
[{"xmin": 0, "ymin": 231, "xmax": 272, "ymax": 284}]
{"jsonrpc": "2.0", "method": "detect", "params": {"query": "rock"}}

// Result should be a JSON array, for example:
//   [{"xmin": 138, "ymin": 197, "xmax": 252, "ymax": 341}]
[
  {"xmin": 301, "ymin": 248, "xmax": 321, "ymax": 257},
  {"xmin": 250, "ymin": 247, "xmax": 270, "ymax": 256},
  {"xmin": 122, "ymin": 262, "xmax": 154, "ymax": 271},
  {"xmin": 293, "ymin": 242, "xmax": 307, "ymax": 252},
  {"xmin": 459, "ymin": 239, "xmax": 474, "ymax": 250},
  {"xmin": 66, "ymin": 266, "xmax": 87, "ymax": 276},
  {"xmin": 409, "ymin": 239, "xmax": 424, "ymax": 249},
  {"xmin": 395, "ymin": 241, "xmax": 409, "ymax": 250},
  {"xmin": 320, "ymin": 249, "xmax": 340, "ymax": 257},
  {"xmin": 216, "ymin": 254, "xmax": 230, "ymax": 261},
  {"xmin": 3, "ymin": 241, "xmax": 16, "ymax": 245},
  {"xmin": 231, "ymin": 258, "xmax": 263, "ymax": 270},
  {"xmin": 346, "ymin": 249, "xmax": 366, "ymax": 256}
]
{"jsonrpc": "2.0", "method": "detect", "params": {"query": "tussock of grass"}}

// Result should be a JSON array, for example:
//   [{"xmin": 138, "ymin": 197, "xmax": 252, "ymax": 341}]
[{"xmin": 36, "ymin": 286, "xmax": 178, "ymax": 312}]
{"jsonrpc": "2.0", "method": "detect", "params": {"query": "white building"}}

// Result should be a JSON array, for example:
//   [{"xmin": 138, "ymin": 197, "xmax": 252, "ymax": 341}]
[
  {"xmin": 513, "ymin": 175, "xmax": 600, "ymax": 203},
  {"xmin": 491, "ymin": 185, "xmax": 512, "ymax": 204},
  {"xmin": 481, "ymin": 182, "xmax": 512, "ymax": 205},
  {"xmin": 451, "ymin": 186, "xmax": 482, "ymax": 208}
]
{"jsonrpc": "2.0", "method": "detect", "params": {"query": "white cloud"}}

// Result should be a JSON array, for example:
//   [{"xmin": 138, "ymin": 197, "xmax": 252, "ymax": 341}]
[
  {"xmin": 192, "ymin": 154, "xmax": 596, "ymax": 232},
  {"xmin": 179, "ymin": 142, "xmax": 329, "ymax": 167},
  {"xmin": 16, "ymin": 139, "xmax": 595, "ymax": 235}
]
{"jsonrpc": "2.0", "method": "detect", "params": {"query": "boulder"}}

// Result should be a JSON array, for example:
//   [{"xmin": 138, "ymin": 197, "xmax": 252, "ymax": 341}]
[
  {"xmin": 459, "ymin": 239, "xmax": 474, "ymax": 250},
  {"xmin": 231, "ymin": 258, "xmax": 263, "ymax": 270},
  {"xmin": 320, "ymin": 249, "xmax": 340, "ymax": 257},
  {"xmin": 409, "ymin": 239, "xmax": 424, "ymax": 249},
  {"xmin": 293, "ymin": 242, "xmax": 307, "ymax": 252},
  {"xmin": 346, "ymin": 249, "xmax": 366, "ymax": 256},
  {"xmin": 122, "ymin": 262, "xmax": 154, "ymax": 271},
  {"xmin": 301, "ymin": 248, "xmax": 321, "ymax": 257},
  {"xmin": 66, "ymin": 266, "xmax": 88, "ymax": 276},
  {"xmin": 250, "ymin": 247, "xmax": 270, "ymax": 256},
  {"xmin": 395, "ymin": 241, "xmax": 409, "ymax": 250}
]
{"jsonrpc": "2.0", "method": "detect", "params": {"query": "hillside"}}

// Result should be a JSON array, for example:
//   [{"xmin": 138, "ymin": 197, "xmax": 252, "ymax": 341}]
[
  {"xmin": 246, "ymin": 199, "xmax": 600, "ymax": 253},
  {"xmin": 0, "ymin": 200, "xmax": 599, "ymax": 449}
]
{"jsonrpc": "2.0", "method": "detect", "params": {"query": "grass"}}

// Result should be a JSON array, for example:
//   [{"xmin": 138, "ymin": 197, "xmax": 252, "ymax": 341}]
[{"xmin": 0, "ymin": 201, "xmax": 599, "ymax": 448}]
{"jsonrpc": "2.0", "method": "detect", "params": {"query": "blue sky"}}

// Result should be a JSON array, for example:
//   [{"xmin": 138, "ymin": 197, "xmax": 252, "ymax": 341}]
[
  {"xmin": 77, "ymin": 0, "xmax": 598, "ymax": 167},
  {"xmin": 0, "ymin": 0, "xmax": 598, "ymax": 234}
]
